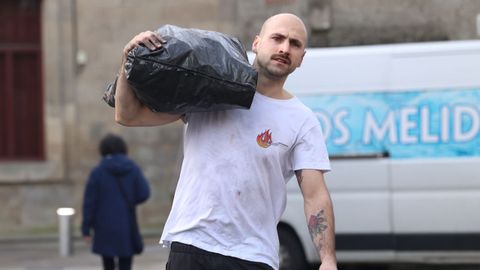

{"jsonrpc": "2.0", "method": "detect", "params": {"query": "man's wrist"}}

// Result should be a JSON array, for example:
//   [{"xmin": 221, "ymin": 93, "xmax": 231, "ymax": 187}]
[
  {"xmin": 319, "ymin": 256, "xmax": 337, "ymax": 270},
  {"xmin": 320, "ymin": 254, "xmax": 337, "ymax": 265}
]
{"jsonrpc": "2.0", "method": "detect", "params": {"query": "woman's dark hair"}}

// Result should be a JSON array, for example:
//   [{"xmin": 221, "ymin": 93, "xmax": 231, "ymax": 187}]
[{"xmin": 99, "ymin": 133, "xmax": 128, "ymax": 156}]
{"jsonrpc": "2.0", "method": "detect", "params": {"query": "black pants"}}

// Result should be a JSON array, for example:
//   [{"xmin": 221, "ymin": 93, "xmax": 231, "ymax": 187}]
[
  {"xmin": 166, "ymin": 242, "xmax": 273, "ymax": 270},
  {"xmin": 101, "ymin": 256, "xmax": 133, "ymax": 270}
]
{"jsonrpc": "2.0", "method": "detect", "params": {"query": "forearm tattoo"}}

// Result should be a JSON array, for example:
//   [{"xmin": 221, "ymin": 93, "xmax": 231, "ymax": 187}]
[{"xmin": 308, "ymin": 209, "xmax": 328, "ymax": 252}]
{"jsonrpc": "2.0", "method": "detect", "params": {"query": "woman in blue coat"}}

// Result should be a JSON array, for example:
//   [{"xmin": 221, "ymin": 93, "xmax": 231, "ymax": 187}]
[{"xmin": 82, "ymin": 134, "xmax": 150, "ymax": 270}]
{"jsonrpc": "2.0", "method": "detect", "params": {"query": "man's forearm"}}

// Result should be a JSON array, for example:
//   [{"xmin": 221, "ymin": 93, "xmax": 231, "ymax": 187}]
[
  {"xmin": 297, "ymin": 169, "xmax": 337, "ymax": 266},
  {"xmin": 305, "ymin": 196, "xmax": 336, "ymax": 263},
  {"xmin": 114, "ymin": 60, "xmax": 144, "ymax": 124}
]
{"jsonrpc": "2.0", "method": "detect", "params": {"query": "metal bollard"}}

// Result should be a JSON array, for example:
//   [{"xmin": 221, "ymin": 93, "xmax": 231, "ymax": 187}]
[{"xmin": 56, "ymin": 207, "xmax": 75, "ymax": 256}]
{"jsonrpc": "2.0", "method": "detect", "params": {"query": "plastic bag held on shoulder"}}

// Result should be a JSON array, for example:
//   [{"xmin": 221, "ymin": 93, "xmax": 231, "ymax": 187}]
[{"xmin": 104, "ymin": 25, "xmax": 258, "ymax": 114}]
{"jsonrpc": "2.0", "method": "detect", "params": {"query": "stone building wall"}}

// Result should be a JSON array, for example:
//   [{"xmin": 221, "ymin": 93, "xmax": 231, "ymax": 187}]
[
  {"xmin": 1, "ymin": 0, "xmax": 479, "ymax": 237},
  {"xmin": 306, "ymin": 0, "xmax": 480, "ymax": 46}
]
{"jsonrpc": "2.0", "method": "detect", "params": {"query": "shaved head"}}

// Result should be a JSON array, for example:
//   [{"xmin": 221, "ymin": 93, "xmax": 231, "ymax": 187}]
[
  {"xmin": 259, "ymin": 13, "xmax": 308, "ymax": 44},
  {"xmin": 251, "ymin": 13, "xmax": 308, "ymax": 83}
]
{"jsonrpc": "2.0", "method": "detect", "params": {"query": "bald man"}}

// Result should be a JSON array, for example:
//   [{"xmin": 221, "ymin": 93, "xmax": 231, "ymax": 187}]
[{"xmin": 115, "ymin": 13, "xmax": 337, "ymax": 270}]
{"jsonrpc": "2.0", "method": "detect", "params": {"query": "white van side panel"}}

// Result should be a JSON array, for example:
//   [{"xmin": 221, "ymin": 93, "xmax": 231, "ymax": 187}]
[
  {"xmin": 393, "ymin": 190, "xmax": 480, "ymax": 233},
  {"xmin": 287, "ymin": 52, "xmax": 391, "ymax": 94},
  {"xmin": 390, "ymin": 158, "xmax": 480, "ymax": 190},
  {"xmin": 391, "ymin": 158, "xmax": 480, "ymax": 233},
  {"xmin": 286, "ymin": 40, "xmax": 480, "ymax": 94},
  {"xmin": 327, "ymin": 159, "xmax": 392, "ymax": 233},
  {"xmin": 390, "ymin": 47, "xmax": 480, "ymax": 90}
]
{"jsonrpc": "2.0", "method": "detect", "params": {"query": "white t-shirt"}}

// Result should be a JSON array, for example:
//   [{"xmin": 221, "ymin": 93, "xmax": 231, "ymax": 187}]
[{"xmin": 160, "ymin": 92, "xmax": 330, "ymax": 270}]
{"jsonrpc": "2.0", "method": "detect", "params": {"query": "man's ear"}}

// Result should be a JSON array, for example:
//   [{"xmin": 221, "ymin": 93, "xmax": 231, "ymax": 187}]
[
  {"xmin": 298, "ymin": 50, "xmax": 306, "ymax": 67},
  {"xmin": 252, "ymin": 35, "xmax": 260, "ymax": 53}
]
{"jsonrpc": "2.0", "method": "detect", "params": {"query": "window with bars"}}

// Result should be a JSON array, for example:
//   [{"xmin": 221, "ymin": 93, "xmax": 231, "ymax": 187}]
[{"xmin": 0, "ymin": 0, "xmax": 44, "ymax": 160}]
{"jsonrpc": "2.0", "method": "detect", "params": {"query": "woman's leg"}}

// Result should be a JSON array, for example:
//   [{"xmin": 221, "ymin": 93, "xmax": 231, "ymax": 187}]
[
  {"xmin": 102, "ymin": 256, "xmax": 115, "ymax": 270},
  {"xmin": 119, "ymin": 256, "xmax": 133, "ymax": 270}
]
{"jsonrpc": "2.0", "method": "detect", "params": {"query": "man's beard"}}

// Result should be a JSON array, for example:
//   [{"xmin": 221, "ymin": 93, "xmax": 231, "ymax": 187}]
[{"xmin": 255, "ymin": 57, "xmax": 294, "ymax": 79}]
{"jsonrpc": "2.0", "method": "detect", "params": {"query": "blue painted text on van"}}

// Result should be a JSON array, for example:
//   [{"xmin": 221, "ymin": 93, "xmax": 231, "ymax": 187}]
[{"xmin": 300, "ymin": 89, "xmax": 480, "ymax": 158}]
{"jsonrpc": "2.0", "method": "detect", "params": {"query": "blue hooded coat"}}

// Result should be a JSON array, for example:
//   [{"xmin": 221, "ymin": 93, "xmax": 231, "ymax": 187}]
[{"xmin": 81, "ymin": 154, "xmax": 150, "ymax": 257}]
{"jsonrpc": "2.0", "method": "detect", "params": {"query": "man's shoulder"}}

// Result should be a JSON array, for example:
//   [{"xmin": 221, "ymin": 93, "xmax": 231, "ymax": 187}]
[{"xmin": 288, "ymin": 97, "xmax": 316, "ymax": 115}]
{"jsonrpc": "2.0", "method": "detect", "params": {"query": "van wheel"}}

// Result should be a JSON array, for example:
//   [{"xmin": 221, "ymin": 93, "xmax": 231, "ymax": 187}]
[{"xmin": 278, "ymin": 226, "xmax": 308, "ymax": 270}]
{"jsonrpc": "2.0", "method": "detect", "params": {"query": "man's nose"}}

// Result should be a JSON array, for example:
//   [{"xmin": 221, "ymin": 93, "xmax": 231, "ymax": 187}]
[{"xmin": 279, "ymin": 41, "xmax": 290, "ymax": 54}]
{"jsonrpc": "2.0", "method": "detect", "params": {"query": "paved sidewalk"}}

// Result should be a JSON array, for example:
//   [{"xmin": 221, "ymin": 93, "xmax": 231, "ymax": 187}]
[{"xmin": 0, "ymin": 237, "xmax": 168, "ymax": 270}]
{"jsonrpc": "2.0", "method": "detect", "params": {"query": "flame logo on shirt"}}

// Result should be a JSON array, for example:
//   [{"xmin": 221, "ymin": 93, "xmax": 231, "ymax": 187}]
[{"xmin": 257, "ymin": 129, "xmax": 273, "ymax": 148}]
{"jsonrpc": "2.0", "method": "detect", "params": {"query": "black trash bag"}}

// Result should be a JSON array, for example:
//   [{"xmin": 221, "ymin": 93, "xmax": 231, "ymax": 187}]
[
  {"xmin": 103, "ymin": 79, "xmax": 116, "ymax": 107},
  {"xmin": 110, "ymin": 24, "xmax": 257, "ymax": 114}
]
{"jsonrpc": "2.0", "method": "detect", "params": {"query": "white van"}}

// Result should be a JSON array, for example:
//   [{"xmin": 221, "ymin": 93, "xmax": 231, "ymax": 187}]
[{"xmin": 277, "ymin": 40, "xmax": 480, "ymax": 269}]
